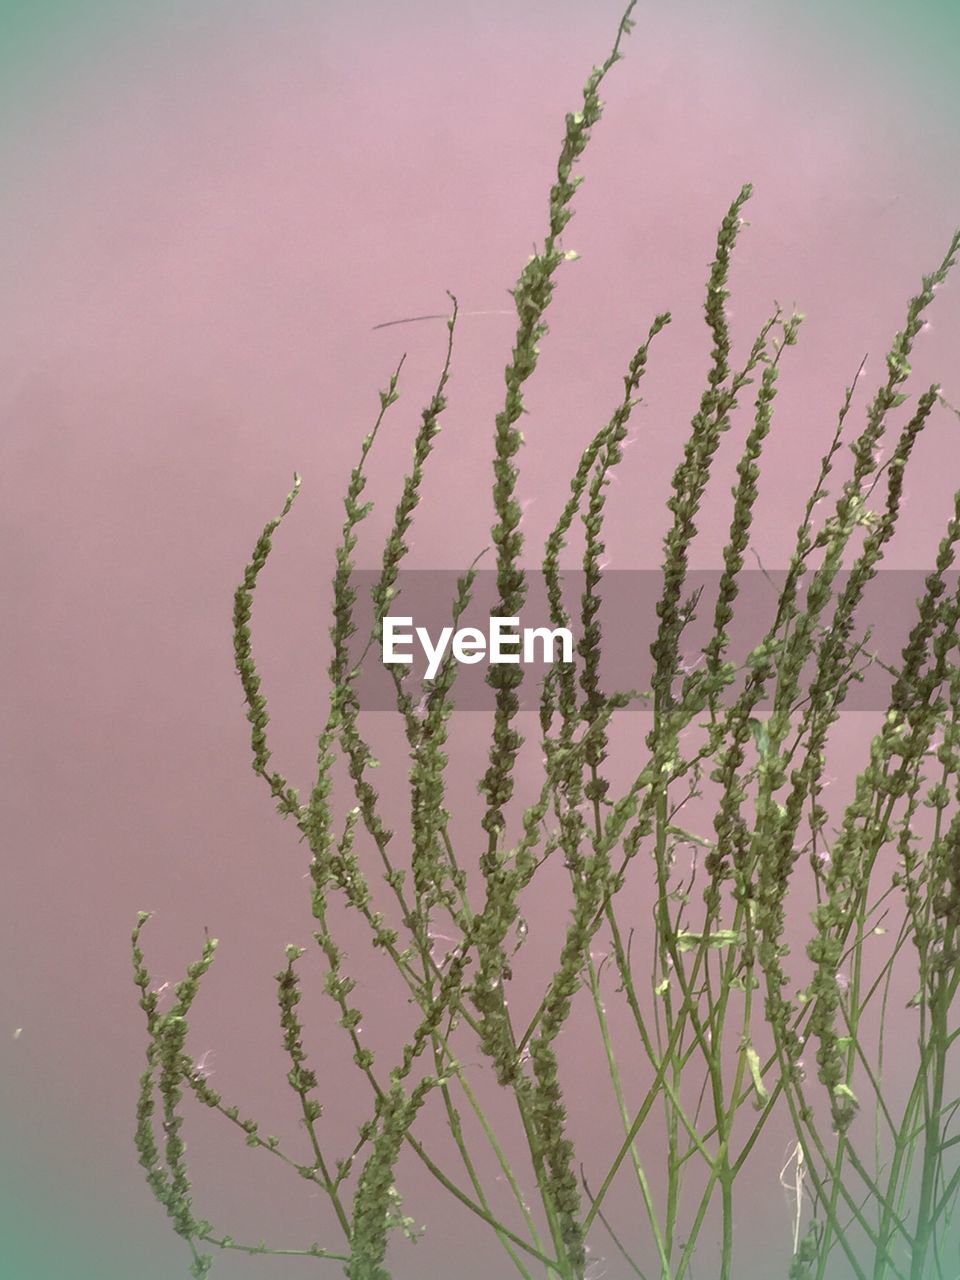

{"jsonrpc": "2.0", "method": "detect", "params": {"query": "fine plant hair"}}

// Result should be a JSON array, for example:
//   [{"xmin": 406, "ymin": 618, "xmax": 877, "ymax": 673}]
[{"xmin": 130, "ymin": 4, "xmax": 960, "ymax": 1278}]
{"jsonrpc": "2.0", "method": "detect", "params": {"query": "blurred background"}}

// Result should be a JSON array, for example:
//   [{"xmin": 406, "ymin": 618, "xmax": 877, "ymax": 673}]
[{"xmin": 2, "ymin": 0, "xmax": 960, "ymax": 1276}]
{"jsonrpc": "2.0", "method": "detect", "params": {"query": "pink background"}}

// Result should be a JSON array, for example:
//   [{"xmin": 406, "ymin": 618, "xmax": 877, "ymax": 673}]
[{"xmin": 3, "ymin": 1, "xmax": 959, "ymax": 1275}]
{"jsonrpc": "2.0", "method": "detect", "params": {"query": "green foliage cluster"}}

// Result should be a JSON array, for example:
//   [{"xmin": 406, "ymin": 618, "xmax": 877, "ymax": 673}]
[{"xmin": 131, "ymin": 3, "xmax": 960, "ymax": 1276}]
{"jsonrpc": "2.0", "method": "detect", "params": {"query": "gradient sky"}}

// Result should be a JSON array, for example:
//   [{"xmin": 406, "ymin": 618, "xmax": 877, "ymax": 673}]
[{"xmin": 3, "ymin": 2, "xmax": 960, "ymax": 1278}]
